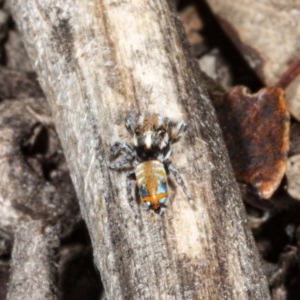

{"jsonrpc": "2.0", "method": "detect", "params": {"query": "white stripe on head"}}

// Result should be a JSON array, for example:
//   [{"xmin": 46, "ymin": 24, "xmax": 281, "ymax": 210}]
[{"xmin": 145, "ymin": 131, "xmax": 152, "ymax": 149}]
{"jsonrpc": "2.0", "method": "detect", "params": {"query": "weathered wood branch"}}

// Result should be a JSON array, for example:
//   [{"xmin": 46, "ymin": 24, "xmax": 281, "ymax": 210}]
[{"xmin": 10, "ymin": 0, "xmax": 270, "ymax": 299}]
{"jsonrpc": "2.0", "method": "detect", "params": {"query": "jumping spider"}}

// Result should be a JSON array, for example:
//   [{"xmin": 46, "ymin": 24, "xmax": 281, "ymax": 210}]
[{"xmin": 109, "ymin": 111, "xmax": 190, "ymax": 214}]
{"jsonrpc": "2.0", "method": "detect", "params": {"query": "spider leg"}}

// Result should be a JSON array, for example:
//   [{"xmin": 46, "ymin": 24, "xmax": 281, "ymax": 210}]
[
  {"xmin": 168, "ymin": 119, "xmax": 189, "ymax": 143},
  {"xmin": 109, "ymin": 142, "xmax": 136, "ymax": 170},
  {"xmin": 165, "ymin": 161, "xmax": 192, "ymax": 201},
  {"xmin": 109, "ymin": 157, "xmax": 134, "ymax": 170},
  {"xmin": 127, "ymin": 172, "xmax": 138, "ymax": 218},
  {"xmin": 110, "ymin": 141, "xmax": 135, "ymax": 158}
]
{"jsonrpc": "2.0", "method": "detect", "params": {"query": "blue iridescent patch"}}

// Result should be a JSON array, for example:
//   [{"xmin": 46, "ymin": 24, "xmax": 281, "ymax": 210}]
[
  {"xmin": 139, "ymin": 184, "xmax": 149, "ymax": 197},
  {"xmin": 159, "ymin": 197, "xmax": 167, "ymax": 205},
  {"xmin": 156, "ymin": 179, "xmax": 167, "ymax": 194}
]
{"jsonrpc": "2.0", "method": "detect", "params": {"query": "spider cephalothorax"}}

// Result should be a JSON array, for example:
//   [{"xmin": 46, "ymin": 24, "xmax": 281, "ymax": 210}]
[
  {"xmin": 110, "ymin": 111, "xmax": 189, "ymax": 213},
  {"xmin": 125, "ymin": 112, "xmax": 188, "ymax": 160}
]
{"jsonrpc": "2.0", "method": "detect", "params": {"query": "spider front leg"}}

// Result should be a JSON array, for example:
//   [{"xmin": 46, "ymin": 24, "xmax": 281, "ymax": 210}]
[
  {"xmin": 109, "ymin": 141, "xmax": 136, "ymax": 170},
  {"xmin": 166, "ymin": 161, "xmax": 192, "ymax": 202}
]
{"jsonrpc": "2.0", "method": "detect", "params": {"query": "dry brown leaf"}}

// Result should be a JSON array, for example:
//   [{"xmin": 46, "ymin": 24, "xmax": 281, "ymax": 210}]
[{"xmin": 213, "ymin": 86, "xmax": 290, "ymax": 199}]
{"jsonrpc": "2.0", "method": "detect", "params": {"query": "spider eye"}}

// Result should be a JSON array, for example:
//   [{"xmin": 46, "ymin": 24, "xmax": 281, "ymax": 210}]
[{"xmin": 134, "ymin": 128, "xmax": 142, "ymax": 135}]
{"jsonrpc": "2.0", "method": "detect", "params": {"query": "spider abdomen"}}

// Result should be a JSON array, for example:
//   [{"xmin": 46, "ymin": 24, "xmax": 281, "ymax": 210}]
[{"xmin": 135, "ymin": 160, "xmax": 168, "ymax": 211}]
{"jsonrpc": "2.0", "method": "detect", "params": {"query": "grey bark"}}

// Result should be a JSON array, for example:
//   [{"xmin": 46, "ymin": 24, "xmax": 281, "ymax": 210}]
[
  {"xmin": 10, "ymin": 0, "xmax": 270, "ymax": 299},
  {"xmin": 7, "ymin": 221, "xmax": 59, "ymax": 300}
]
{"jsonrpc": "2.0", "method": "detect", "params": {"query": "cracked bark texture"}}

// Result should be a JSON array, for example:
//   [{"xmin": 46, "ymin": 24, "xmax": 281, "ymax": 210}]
[{"xmin": 10, "ymin": 0, "xmax": 270, "ymax": 299}]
